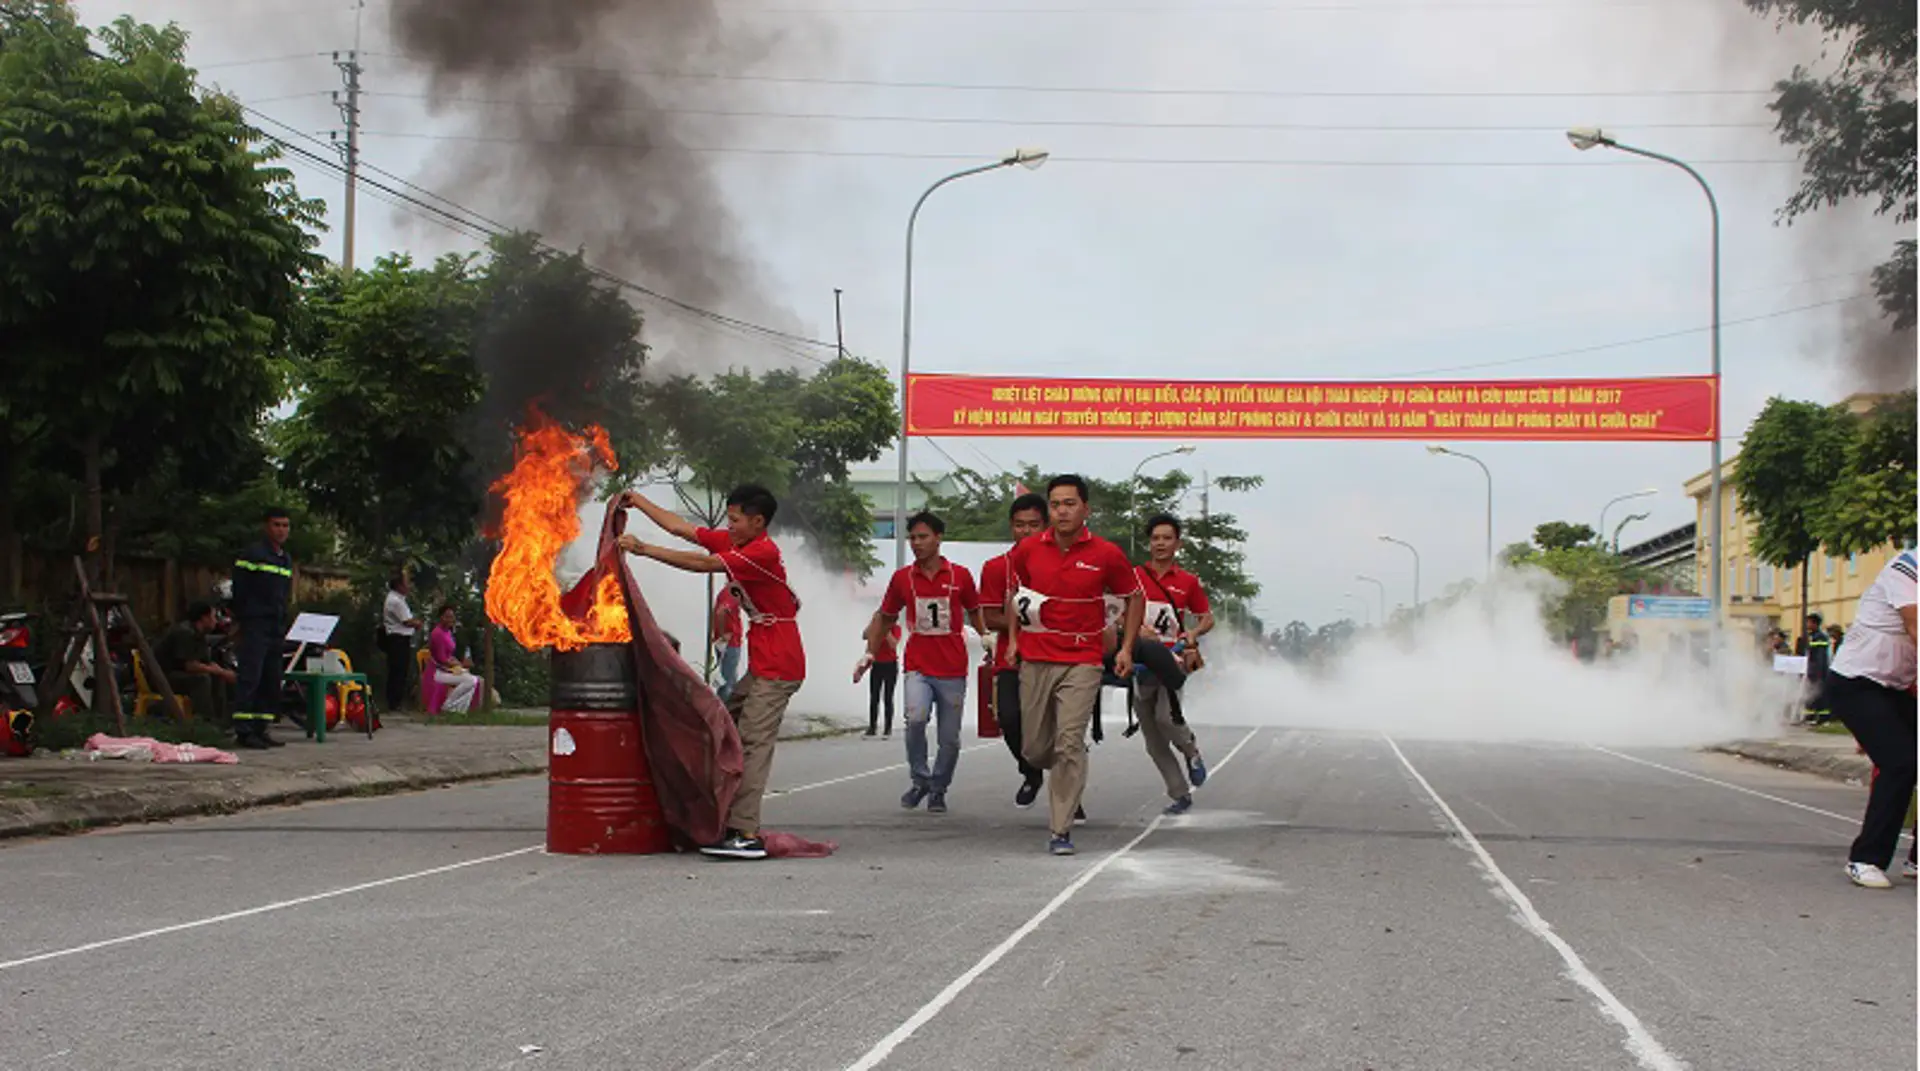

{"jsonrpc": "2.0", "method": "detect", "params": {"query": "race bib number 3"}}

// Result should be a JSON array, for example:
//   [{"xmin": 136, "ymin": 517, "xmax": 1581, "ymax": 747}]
[
  {"xmin": 1013, "ymin": 588, "xmax": 1052, "ymax": 633},
  {"xmin": 913, "ymin": 595, "xmax": 952, "ymax": 636},
  {"xmin": 1146, "ymin": 600, "xmax": 1181, "ymax": 643}
]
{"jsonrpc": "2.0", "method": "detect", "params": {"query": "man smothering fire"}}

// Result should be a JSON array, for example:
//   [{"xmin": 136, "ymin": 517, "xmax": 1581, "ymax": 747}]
[{"xmin": 615, "ymin": 485, "xmax": 803, "ymax": 861}]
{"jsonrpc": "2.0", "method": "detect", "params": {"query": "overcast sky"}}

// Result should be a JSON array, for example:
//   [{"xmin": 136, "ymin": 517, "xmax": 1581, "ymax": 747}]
[{"xmin": 78, "ymin": 0, "xmax": 1908, "ymax": 628}]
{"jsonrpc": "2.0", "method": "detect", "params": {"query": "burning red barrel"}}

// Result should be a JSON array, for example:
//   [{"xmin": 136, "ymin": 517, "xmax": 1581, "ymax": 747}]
[{"xmin": 547, "ymin": 644, "xmax": 671, "ymax": 855}]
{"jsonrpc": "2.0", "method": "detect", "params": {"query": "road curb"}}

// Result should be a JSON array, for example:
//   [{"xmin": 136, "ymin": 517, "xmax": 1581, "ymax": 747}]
[
  {"xmin": 1709, "ymin": 738, "xmax": 1872, "ymax": 784},
  {"xmin": 0, "ymin": 719, "xmax": 863, "ymax": 842}
]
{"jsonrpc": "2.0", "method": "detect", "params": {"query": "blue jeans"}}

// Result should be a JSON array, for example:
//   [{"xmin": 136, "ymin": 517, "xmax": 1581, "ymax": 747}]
[
  {"xmin": 715, "ymin": 645, "xmax": 741, "ymax": 704},
  {"xmin": 904, "ymin": 672, "xmax": 967, "ymax": 793}
]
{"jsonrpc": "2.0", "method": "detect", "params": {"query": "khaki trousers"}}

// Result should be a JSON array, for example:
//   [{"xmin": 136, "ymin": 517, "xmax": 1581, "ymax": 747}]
[
  {"xmin": 1018, "ymin": 661, "xmax": 1104, "ymax": 836},
  {"xmin": 724, "ymin": 674, "xmax": 802, "ymax": 837},
  {"xmin": 1134, "ymin": 674, "xmax": 1199, "ymax": 800}
]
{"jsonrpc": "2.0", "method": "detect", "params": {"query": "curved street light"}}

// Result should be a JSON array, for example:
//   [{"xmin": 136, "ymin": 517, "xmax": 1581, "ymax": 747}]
[
  {"xmin": 1356, "ymin": 574, "xmax": 1387, "ymax": 624},
  {"xmin": 1378, "ymin": 535, "xmax": 1422, "ymax": 607},
  {"xmin": 893, "ymin": 148, "xmax": 1050, "ymax": 569},
  {"xmin": 1342, "ymin": 592, "xmax": 1371, "ymax": 627},
  {"xmin": 1567, "ymin": 126, "xmax": 1722, "ymax": 646},
  {"xmin": 1128, "ymin": 445, "xmax": 1196, "ymax": 558},
  {"xmin": 1598, "ymin": 488, "xmax": 1658, "ymax": 548},
  {"xmin": 1426, "ymin": 445, "xmax": 1493, "ymax": 577}
]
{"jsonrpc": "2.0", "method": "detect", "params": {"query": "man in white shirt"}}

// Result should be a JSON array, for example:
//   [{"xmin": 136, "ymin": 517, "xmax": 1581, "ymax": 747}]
[
  {"xmin": 381, "ymin": 572, "xmax": 423, "ymax": 713},
  {"xmin": 1825, "ymin": 549, "xmax": 1917, "ymax": 889}
]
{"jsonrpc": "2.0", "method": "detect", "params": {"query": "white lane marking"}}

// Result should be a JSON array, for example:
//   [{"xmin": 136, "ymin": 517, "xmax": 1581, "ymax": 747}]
[
  {"xmin": 844, "ymin": 728, "xmax": 1261, "ymax": 1071},
  {"xmin": 2, "ymin": 744, "xmax": 963, "ymax": 973},
  {"xmin": 0, "ymin": 846, "xmax": 543, "ymax": 973},
  {"xmin": 1589, "ymin": 745, "xmax": 1864, "ymax": 827},
  {"xmin": 768, "ymin": 742, "xmax": 999, "ymax": 797},
  {"xmin": 1386, "ymin": 736, "xmax": 1688, "ymax": 1071}
]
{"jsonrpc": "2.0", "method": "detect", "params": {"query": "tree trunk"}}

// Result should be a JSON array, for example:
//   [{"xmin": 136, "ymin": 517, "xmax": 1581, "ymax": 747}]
[
  {"xmin": 82, "ymin": 432, "xmax": 104, "ymax": 584},
  {"xmin": 0, "ymin": 456, "xmax": 17, "ymax": 603}
]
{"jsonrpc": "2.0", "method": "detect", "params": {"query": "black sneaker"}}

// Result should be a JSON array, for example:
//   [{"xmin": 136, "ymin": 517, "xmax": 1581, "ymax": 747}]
[
  {"xmin": 700, "ymin": 832, "xmax": 768, "ymax": 860},
  {"xmin": 927, "ymin": 793, "xmax": 947, "ymax": 814},
  {"xmin": 901, "ymin": 785, "xmax": 928, "ymax": 809},
  {"xmin": 1073, "ymin": 804, "xmax": 1087, "ymax": 826},
  {"xmin": 258, "ymin": 729, "xmax": 286, "ymax": 748},
  {"xmin": 1014, "ymin": 778, "xmax": 1041, "ymax": 808}
]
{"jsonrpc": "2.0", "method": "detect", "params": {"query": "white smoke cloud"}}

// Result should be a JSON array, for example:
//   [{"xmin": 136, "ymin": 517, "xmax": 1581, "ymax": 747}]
[{"xmin": 1187, "ymin": 568, "xmax": 1796, "ymax": 748}]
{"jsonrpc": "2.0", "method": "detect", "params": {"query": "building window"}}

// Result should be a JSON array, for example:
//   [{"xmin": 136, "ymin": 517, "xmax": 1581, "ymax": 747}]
[
  {"xmin": 1825, "ymin": 556, "xmax": 1835, "ymax": 579},
  {"xmin": 1758, "ymin": 566, "xmax": 1775, "ymax": 598},
  {"xmin": 1849, "ymin": 553, "xmax": 1858, "ymax": 576},
  {"xmin": 1731, "ymin": 557, "xmax": 1743, "ymax": 595}
]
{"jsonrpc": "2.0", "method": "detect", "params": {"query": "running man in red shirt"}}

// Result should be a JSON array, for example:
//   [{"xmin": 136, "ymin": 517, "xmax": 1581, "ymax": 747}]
[
  {"xmin": 1135, "ymin": 513, "xmax": 1212, "ymax": 815},
  {"xmin": 1008, "ymin": 475, "xmax": 1143, "ymax": 856},
  {"xmin": 864, "ymin": 511, "xmax": 985, "ymax": 814},
  {"xmin": 712, "ymin": 585, "xmax": 744, "ymax": 703},
  {"xmin": 979, "ymin": 492, "xmax": 1049, "ymax": 807},
  {"xmin": 858, "ymin": 617, "xmax": 902, "ymax": 738},
  {"xmin": 617, "ymin": 484, "xmax": 803, "ymax": 861}
]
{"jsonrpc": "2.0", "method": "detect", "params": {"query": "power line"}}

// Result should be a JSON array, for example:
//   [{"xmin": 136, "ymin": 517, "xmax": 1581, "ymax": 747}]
[
  {"xmin": 353, "ymin": 131, "xmax": 1794, "ymax": 167},
  {"xmin": 354, "ymin": 53, "xmax": 1771, "ymax": 99},
  {"xmin": 1378, "ymin": 294, "xmax": 1869, "ymax": 378},
  {"xmin": 193, "ymin": 51, "xmax": 331, "ymax": 70},
  {"xmin": 357, "ymin": 91, "xmax": 1773, "ymax": 133}
]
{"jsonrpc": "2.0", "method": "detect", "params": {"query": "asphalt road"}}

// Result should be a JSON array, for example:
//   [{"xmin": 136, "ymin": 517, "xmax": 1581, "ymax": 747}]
[{"xmin": 1, "ymin": 726, "xmax": 1911, "ymax": 1071}]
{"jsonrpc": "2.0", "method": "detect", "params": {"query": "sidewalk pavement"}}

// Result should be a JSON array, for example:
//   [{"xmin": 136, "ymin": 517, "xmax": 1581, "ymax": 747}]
[
  {"xmin": 1710, "ymin": 727, "xmax": 1873, "ymax": 785},
  {"xmin": 0, "ymin": 710, "xmax": 857, "ymax": 841}
]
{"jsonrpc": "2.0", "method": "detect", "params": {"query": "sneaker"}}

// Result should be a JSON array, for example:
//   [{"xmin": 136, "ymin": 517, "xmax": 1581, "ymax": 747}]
[
  {"xmin": 863, "ymin": 731, "xmax": 878, "ymax": 739},
  {"xmin": 700, "ymin": 832, "xmax": 768, "ymax": 860},
  {"xmin": 927, "ymin": 793, "xmax": 948, "ymax": 814},
  {"xmin": 901, "ymin": 785, "xmax": 928, "ymax": 810},
  {"xmin": 1049, "ymin": 835, "xmax": 1076, "ymax": 856},
  {"xmin": 1014, "ymin": 778, "xmax": 1041, "ymax": 809},
  {"xmin": 1163, "ymin": 795, "xmax": 1193, "ymax": 816},
  {"xmin": 1847, "ymin": 862, "xmax": 1893, "ymax": 889},
  {"xmin": 1187, "ymin": 756, "xmax": 1208, "ymax": 788},
  {"xmin": 1074, "ymin": 804, "xmax": 1087, "ymax": 826},
  {"xmin": 1903, "ymin": 860, "xmax": 1917, "ymax": 881}
]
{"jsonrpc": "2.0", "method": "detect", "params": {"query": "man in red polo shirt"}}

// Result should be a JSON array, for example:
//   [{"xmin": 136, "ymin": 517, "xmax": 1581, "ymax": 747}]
[
  {"xmin": 979, "ymin": 492, "xmax": 1048, "ymax": 807},
  {"xmin": 617, "ymin": 484, "xmax": 803, "ymax": 862},
  {"xmin": 866, "ymin": 511, "xmax": 985, "ymax": 814},
  {"xmin": 1135, "ymin": 513, "xmax": 1213, "ymax": 815},
  {"xmin": 1008, "ymin": 475, "xmax": 1142, "ymax": 856}
]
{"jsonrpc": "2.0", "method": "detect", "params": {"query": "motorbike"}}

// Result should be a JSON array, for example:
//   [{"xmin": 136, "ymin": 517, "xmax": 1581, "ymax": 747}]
[{"xmin": 0, "ymin": 610, "xmax": 40, "ymax": 715}]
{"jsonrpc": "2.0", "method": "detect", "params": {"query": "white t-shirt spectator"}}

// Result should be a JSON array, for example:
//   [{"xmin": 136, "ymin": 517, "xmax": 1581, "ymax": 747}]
[
  {"xmin": 382, "ymin": 591, "xmax": 417, "ymax": 637},
  {"xmin": 1830, "ymin": 550, "xmax": 1917, "ymax": 691}
]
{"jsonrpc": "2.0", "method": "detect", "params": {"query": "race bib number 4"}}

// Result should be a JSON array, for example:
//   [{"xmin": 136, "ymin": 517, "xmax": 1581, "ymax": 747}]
[
  {"xmin": 913, "ymin": 595, "xmax": 952, "ymax": 636},
  {"xmin": 1145, "ymin": 600, "xmax": 1181, "ymax": 643}
]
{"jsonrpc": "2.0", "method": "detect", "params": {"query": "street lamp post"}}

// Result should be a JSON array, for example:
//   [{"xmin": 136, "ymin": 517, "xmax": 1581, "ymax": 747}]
[
  {"xmin": 1379, "ymin": 535, "xmax": 1421, "ymax": 607},
  {"xmin": 1426, "ymin": 445, "xmax": 1493, "ymax": 577},
  {"xmin": 1597, "ymin": 488, "xmax": 1658, "ymax": 549},
  {"xmin": 893, "ymin": 148, "xmax": 1049, "ymax": 570},
  {"xmin": 1127, "ymin": 444, "xmax": 1196, "ymax": 558},
  {"xmin": 1356, "ymin": 574, "xmax": 1387, "ymax": 624},
  {"xmin": 1567, "ymin": 126, "xmax": 1722, "ymax": 649},
  {"xmin": 1342, "ymin": 593, "xmax": 1371, "ymax": 627}
]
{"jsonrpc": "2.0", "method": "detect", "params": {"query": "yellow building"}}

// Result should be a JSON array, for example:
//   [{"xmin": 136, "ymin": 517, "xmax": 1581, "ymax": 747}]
[{"xmin": 1684, "ymin": 394, "xmax": 1908, "ymax": 644}]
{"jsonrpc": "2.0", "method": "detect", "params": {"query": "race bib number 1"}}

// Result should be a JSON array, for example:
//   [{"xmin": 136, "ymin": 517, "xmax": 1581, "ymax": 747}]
[{"xmin": 913, "ymin": 595, "xmax": 952, "ymax": 636}]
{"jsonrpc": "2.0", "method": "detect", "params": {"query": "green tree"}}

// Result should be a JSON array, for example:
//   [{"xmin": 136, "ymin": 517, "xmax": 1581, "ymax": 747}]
[
  {"xmin": 1816, "ymin": 389, "xmax": 1918, "ymax": 553},
  {"xmin": 279, "ymin": 253, "xmax": 486, "ymax": 558},
  {"xmin": 1532, "ymin": 521, "xmax": 1598, "ymax": 551},
  {"xmin": 1733, "ymin": 396, "xmax": 1853, "ymax": 622},
  {"xmin": 1745, "ymin": 0, "xmax": 1916, "ymax": 329},
  {"xmin": 922, "ymin": 464, "xmax": 1267, "ymax": 634},
  {"xmin": 0, "ymin": 6, "xmax": 321, "ymax": 571}
]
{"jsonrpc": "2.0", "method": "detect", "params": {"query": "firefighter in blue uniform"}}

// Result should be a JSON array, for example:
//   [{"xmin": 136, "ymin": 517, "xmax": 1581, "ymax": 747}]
[{"xmin": 230, "ymin": 508, "xmax": 294, "ymax": 748}]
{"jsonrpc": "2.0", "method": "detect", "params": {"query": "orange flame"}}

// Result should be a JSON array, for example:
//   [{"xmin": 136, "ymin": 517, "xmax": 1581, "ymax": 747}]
[{"xmin": 484, "ymin": 414, "xmax": 631, "ymax": 651}]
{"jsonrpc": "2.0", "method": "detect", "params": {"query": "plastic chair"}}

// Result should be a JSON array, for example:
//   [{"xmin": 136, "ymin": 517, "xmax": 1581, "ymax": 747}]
[
  {"xmin": 320, "ymin": 648, "xmax": 369, "ymax": 725},
  {"xmin": 131, "ymin": 652, "xmax": 193, "ymax": 721},
  {"xmin": 417, "ymin": 647, "xmax": 445, "ymax": 715}
]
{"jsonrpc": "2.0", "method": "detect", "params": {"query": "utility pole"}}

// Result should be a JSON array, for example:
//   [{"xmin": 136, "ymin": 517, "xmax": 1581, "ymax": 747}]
[
  {"xmin": 330, "ymin": 1, "xmax": 366, "ymax": 275},
  {"xmin": 833, "ymin": 288, "xmax": 848, "ymax": 360}
]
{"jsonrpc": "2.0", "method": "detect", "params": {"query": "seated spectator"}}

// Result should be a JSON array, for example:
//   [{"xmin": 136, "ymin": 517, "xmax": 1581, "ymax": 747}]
[
  {"xmin": 428, "ymin": 605, "xmax": 483, "ymax": 714},
  {"xmin": 155, "ymin": 601, "xmax": 235, "ymax": 726}
]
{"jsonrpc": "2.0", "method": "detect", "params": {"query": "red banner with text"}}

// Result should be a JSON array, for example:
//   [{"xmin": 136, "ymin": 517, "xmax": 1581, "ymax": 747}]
[{"xmin": 905, "ymin": 374, "xmax": 1718, "ymax": 442}]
